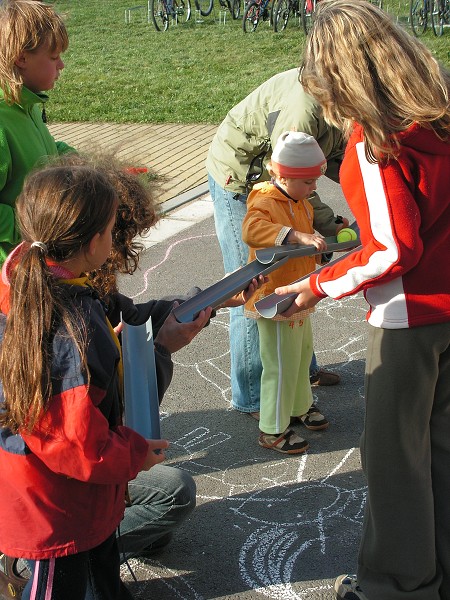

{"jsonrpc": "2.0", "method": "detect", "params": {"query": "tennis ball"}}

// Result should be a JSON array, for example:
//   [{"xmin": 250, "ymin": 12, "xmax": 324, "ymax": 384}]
[{"xmin": 337, "ymin": 228, "xmax": 358, "ymax": 243}]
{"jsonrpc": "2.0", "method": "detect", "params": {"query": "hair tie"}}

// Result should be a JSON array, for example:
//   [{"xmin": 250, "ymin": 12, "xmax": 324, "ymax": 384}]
[{"xmin": 31, "ymin": 241, "xmax": 48, "ymax": 253}]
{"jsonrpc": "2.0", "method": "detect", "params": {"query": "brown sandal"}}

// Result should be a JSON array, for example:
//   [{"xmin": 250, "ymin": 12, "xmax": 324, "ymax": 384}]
[
  {"xmin": 0, "ymin": 554, "xmax": 29, "ymax": 599},
  {"xmin": 259, "ymin": 428, "xmax": 309, "ymax": 454}
]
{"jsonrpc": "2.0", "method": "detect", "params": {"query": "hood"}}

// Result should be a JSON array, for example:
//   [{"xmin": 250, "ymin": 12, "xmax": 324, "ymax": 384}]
[
  {"xmin": 396, "ymin": 122, "xmax": 450, "ymax": 158},
  {"xmin": 352, "ymin": 122, "xmax": 450, "ymax": 160}
]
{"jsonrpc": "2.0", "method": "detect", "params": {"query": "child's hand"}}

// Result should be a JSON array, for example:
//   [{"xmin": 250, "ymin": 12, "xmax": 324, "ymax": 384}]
[
  {"xmin": 141, "ymin": 439, "xmax": 170, "ymax": 470},
  {"xmin": 287, "ymin": 230, "xmax": 327, "ymax": 252},
  {"xmin": 335, "ymin": 217, "xmax": 350, "ymax": 234},
  {"xmin": 220, "ymin": 274, "xmax": 268, "ymax": 308},
  {"xmin": 154, "ymin": 304, "xmax": 213, "ymax": 353}
]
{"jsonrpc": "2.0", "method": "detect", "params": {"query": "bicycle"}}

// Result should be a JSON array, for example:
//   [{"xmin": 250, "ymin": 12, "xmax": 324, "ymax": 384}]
[
  {"xmin": 273, "ymin": 0, "xmax": 300, "ymax": 32},
  {"xmin": 297, "ymin": 0, "xmax": 383, "ymax": 35},
  {"xmin": 243, "ymin": 0, "xmax": 273, "ymax": 31},
  {"xmin": 149, "ymin": 0, "xmax": 191, "ymax": 30},
  {"xmin": 195, "ymin": 0, "xmax": 241, "ymax": 19},
  {"xmin": 410, "ymin": 0, "xmax": 430, "ymax": 35},
  {"xmin": 431, "ymin": 0, "xmax": 449, "ymax": 34}
]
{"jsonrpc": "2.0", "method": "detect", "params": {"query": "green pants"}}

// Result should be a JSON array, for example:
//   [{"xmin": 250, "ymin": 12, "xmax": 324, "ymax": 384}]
[
  {"xmin": 359, "ymin": 322, "xmax": 450, "ymax": 600},
  {"xmin": 257, "ymin": 317, "xmax": 313, "ymax": 435}
]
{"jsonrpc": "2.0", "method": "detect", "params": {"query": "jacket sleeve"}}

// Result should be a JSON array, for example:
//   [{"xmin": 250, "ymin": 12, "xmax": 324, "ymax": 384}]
[
  {"xmin": 309, "ymin": 193, "xmax": 340, "ymax": 238},
  {"xmin": 242, "ymin": 198, "xmax": 289, "ymax": 248},
  {"xmin": 56, "ymin": 140, "xmax": 76, "ymax": 155},
  {"xmin": 0, "ymin": 131, "xmax": 21, "ymax": 249},
  {"xmin": 310, "ymin": 140, "xmax": 422, "ymax": 300},
  {"xmin": 22, "ymin": 385, "xmax": 149, "ymax": 485}
]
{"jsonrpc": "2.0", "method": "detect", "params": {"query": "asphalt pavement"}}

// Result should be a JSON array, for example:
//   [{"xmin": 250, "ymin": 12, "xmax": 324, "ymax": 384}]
[{"xmin": 118, "ymin": 176, "xmax": 369, "ymax": 600}]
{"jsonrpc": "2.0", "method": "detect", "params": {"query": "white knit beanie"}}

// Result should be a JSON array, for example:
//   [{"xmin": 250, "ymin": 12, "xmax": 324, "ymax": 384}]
[{"xmin": 270, "ymin": 131, "xmax": 327, "ymax": 179}]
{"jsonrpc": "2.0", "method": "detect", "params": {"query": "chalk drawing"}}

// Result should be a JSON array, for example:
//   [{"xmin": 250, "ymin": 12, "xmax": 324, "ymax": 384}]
[{"xmin": 120, "ymin": 227, "xmax": 368, "ymax": 599}]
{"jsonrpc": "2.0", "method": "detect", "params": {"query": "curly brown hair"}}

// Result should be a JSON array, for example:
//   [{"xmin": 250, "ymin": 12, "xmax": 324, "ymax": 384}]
[
  {"xmin": 90, "ymin": 166, "xmax": 159, "ymax": 297},
  {"xmin": 54, "ymin": 153, "xmax": 160, "ymax": 297}
]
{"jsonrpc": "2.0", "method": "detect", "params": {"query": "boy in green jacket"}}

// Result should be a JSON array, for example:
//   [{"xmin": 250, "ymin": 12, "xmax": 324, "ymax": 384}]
[{"xmin": 0, "ymin": 0, "xmax": 74, "ymax": 264}]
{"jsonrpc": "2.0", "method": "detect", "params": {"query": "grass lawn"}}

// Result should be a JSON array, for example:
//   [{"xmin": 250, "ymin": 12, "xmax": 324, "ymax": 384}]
[{"xmin": 50, "ymin": 0, "xmax": 450, "ymax": 125}]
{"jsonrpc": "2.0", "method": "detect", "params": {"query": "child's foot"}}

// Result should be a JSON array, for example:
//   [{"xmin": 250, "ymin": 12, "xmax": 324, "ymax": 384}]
[
  {"xmin": 259, "ymin": 429, "xmax": 309, "ymax": 454},
  {"xmin": 296, "ymin": 404, "xmax": 329, "ymax": 430}
]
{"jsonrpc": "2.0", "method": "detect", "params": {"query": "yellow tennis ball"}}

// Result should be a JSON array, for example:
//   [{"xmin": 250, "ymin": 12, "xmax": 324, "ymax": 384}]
[{"xmin": 337, "ymin": 228, "xmax": 358, "ymax": 243}]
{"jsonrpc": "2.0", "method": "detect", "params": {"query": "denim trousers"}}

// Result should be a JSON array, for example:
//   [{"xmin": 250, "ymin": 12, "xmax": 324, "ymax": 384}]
[
  {"xmin": 117, "ymin": 464, "xmax": 196, "ymax": 562},
  {"xmin": 209, "ymin": 173, "xmax": 262, "ymax": 413},
  {"xmin": 208, "ymin": 174, "xmax": 319, "ymax": 413}
]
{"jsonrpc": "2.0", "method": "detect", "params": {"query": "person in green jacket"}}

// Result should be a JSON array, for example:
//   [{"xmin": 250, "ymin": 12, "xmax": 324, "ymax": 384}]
[
  {"xmin": 0, "ymin": 0, "xmax": 74, "ymax": 265},
  {"xmin": 206, "ymin": 68, "xmax": 347, "ymax": 418}
]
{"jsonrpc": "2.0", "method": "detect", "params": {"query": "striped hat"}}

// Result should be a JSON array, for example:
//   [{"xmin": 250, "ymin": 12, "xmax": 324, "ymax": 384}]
[{"xmin": 270, "ymin": 131, "xmax": 327, "ymax": 179}]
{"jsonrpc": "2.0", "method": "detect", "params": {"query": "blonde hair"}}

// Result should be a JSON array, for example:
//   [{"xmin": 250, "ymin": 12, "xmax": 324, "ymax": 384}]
[
  {"xmin": 300, "ymin": 0, "xmax": 450, "ymax": 161},
  {"xmin": 0, "ymin": 0, "xmax": 68, "ymax": 104}
]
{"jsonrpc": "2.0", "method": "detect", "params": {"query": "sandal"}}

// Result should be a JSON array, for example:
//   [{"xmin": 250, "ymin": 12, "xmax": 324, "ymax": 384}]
[
  {"xmin": 259, "ymin": 428, "xmax": 309, "ymax": 454},
  {"xmin": 0, "ymin": 553, "xmax": 29, "ymax": 599},
  {"xmin": 296, "ymin": 404, "xmax": 329, "ymax": 431}
]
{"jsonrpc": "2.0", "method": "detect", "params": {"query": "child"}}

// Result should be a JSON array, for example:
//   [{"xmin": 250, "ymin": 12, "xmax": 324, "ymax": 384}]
[
  {"xmin": 276, "ymin": 1, "xmax": 450, "ymax": 597},
  {"xmin": 0, "ymin": 163, "xmax": 169, "ymax": 600},
  {"xmin": 242, "ymin": 131, "xmax": 332, "ymax": 454},
  {"xmin": 0, "ymin": 0, "xmax": 73, "ymax": 264}
]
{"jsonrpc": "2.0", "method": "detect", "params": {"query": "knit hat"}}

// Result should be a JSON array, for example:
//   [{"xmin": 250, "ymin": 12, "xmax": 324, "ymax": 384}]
[{"xmin": 270, "ymin": 131, "xmax": 327, "ymax": 179}]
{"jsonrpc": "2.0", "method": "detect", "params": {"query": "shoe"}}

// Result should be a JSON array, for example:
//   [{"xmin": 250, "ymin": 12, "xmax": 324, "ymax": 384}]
[
  {"xmin": 249, "ymin": 411, "xmax": 260, "ymax": 420},
  {"xmin": 335, "ymin": 574, "xmax": 369, "ymax": 600},
  {"xmin": 310, "ymin": 368, "xmax": 340, "ymax": 386},
  {"xmin": 297, "ymin": 404, "xmax": 329, "ymax": 430},
  {"xmin": 0, "ymin": 554, "xmax": 29, "ymax": 599},
  {"xmin": 259, "ymin": 428, "xmax": 309, "ymax": 454}
]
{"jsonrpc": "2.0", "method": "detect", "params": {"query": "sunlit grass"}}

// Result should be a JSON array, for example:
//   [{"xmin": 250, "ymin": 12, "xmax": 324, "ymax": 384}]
[{"xmin": 49, "ymin": 0, "xmax": 450, "ymax": 124}]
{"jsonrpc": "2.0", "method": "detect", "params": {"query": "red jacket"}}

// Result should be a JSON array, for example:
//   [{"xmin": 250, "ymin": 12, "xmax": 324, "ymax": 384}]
[
  {"xmin": 310, "ymin": 123, "xmax": 450, "ymax": 328},
  {"xmin": 0, "ymin": 247, "xmax": 149, "ymax": 559}
]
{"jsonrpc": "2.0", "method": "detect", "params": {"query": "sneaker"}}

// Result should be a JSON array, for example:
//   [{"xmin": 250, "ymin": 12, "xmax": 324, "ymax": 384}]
[
  {"xmin": 298, "ymin": 404, "xmax": 329, "ymax": 430},
  {"xmin": 310, "ymin": 368, "xmax": 340, "ymax": 386},
  {"xmin": 335, "ymin": 574, "xmax": 369, "ymax": 600},
  {"xmin": 259, "ymin": 428, "xmax": 309, "ymax": 454},
  {"xmin": 0, "ymin": 554, "xmax": 29, "ymax": 599}
]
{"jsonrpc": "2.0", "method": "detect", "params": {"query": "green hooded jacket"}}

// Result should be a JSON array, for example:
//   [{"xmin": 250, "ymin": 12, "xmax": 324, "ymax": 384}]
[
  {"xmin": 206, "ymin": 69, "xmax": 345, "ymax": 236},
  {"xmin": 0, "ymin": 86, "xmax": 74, "ymax": 264}
]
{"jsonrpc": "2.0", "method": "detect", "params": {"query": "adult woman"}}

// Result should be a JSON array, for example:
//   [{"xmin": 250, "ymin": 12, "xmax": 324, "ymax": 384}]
[{"xmin": 276, "ymin": 1, "xmax": 450, "ymax": 598}]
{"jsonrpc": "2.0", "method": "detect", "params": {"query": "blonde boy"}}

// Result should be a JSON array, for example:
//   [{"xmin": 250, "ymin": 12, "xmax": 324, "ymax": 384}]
[{"xmin": 0, "ymin": 0, "xmax": 73, "ymax": 264}]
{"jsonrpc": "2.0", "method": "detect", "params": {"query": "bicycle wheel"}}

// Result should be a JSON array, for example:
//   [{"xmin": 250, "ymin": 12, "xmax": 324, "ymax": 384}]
[
  {"xmin": 410, "ymin": 0, "xmax": 428, "ymax": 35},
  {"xmin": 231, "ymin": 0, "xmax": 241, "ymax": 18},
  {"xmin": 431, "ymin": 0, "xmax": 444, "ymax": 34},
  {"xmin": 243, "ymin": 1, "xmax": 261, "ymax": 30},
  {"xmin": 301, "ymin": 0, "xmax": 314, "ymax": 34},
  {"xmin": 273, "ymin": 0, "xmax": 290, "ymax": 31},
  {"xmin": 194, "ymin": 0, "xmax": 214, "ymax": 15},
  {"xmin": 174, "ymin": 0, "xmax": 191, "ymax": 22},
  {"xmin": 150, "ymin": 0, "xmax": 170, "ymax": 30}
]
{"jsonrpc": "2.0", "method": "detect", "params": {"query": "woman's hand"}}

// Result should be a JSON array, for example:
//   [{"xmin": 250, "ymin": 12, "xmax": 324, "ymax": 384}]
[{"xmin": 275, "ymin": 278, "xmax": 322, "ymax": 317}]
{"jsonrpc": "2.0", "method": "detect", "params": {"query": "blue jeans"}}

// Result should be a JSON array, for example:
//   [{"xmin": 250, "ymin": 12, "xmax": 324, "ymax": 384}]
[
  {"xmin": 209, "ymin": 174, "xmax": 262, "ymax": 413},
  {"xmin": 118, "ymin": 464, "xmax": 196, "ymax": 562},
  {"xmin": 208, "ymin": 174, "xmax": 321, "ymax": 413}
]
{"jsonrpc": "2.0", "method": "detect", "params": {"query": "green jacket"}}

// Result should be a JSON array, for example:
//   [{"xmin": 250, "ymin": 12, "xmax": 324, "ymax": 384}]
[
  {"xmin": 0, "ymin": 87, "xmax": 73, "ymax": 263},
  {"xmin": 206, "ymin": 69, "xmax": 345, "ymax": 237}
]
